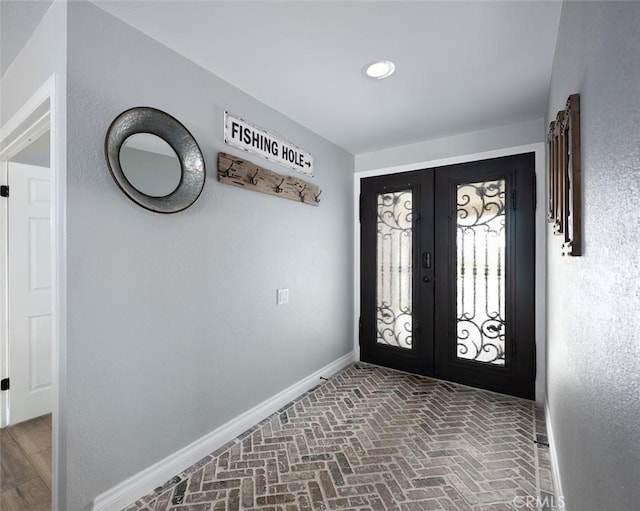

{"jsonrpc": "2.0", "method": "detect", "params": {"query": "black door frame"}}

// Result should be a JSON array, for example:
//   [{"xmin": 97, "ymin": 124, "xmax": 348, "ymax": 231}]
[
  {"xmin": 359, "ymin": 170, "xmax": 434, "ymax": 376},
  {"xmin": 433, "ymin": 154, "xmax": 536, "ymax": 399},
  {"xmin": 358, "ymin": 153, "xmax": 536, "ymax": 400}
]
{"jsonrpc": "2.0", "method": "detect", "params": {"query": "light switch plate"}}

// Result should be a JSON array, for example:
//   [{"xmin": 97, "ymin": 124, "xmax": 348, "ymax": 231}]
[{"xmin": 277, "ymin": 288, "xmax": 289, "ymax": 305}]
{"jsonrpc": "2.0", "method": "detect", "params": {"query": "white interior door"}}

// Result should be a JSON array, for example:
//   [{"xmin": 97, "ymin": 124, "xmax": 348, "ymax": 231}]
[{"xmin": 7, "ymin": 161, "xmax": 52, "ymax": 424}]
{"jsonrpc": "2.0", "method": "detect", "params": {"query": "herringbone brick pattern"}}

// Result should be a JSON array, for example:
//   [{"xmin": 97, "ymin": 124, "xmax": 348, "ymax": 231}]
[{"xmin": 125, "ymin": 364, "xmax": 554, "ymax": 510}]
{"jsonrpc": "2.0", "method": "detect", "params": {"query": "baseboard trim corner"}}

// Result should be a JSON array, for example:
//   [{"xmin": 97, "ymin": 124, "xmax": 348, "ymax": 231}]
[
  {"xmin": 91, "ymin": 351, "xmax": 355, "ymax": 511},
  {"xmin": 545, "ymin": 403, "xmax": 565, "ymax": 506}
]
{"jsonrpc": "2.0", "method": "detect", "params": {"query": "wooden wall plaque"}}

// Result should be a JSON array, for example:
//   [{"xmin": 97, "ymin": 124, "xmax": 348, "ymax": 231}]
[
  {"xmin": 217, "ymin": 152, "xmax": 321, "ymax": 206},
  {"xmin": 547, "ymin": 94, "xmax": 582, "ymax": 256}
]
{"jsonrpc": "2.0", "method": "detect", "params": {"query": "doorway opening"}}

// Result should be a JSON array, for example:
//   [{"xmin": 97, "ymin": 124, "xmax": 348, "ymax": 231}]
[
  {"xmin": 359, "ymin": 153, "xmax": 536, "ymax": 399},
  {"xmin": 1, "ymin": 76, "xmax": 61, "ymax": 511}
]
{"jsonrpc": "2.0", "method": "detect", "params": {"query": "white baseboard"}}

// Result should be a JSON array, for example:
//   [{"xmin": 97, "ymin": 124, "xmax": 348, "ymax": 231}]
[
  {"xmin": 545, "ymin": 403, "xmax": 565, "ymax": 505},
  {"xmin": 91, "ymin": 352, "xmax": 355, "ymax": 511}
]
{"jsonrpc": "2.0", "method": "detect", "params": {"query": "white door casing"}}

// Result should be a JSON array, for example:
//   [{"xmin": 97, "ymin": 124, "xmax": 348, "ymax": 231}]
[{"xmin": 7, "ymin": 162, "xmax": 53, "ymax": 424}]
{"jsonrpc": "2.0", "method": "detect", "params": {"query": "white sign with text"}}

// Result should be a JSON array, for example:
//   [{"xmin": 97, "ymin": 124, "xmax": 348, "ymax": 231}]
[{"xmin": 224, "ymin": 112, "xmax": 314, "ymax": 177}]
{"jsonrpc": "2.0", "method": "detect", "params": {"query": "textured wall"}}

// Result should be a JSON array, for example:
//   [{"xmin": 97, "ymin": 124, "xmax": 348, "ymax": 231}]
[
  {"xmin": 65, "ymin": 2, "xmax": 353, "ymax": 508},
  {"xmin": 546, "ymin": 2, "xmax": 640, "ymax": 510}
]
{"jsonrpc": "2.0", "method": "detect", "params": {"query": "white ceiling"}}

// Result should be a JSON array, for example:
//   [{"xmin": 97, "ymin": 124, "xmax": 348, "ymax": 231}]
[{"xmin": 94, "ymin": 1, "xmax": 562, "ymax": 155}]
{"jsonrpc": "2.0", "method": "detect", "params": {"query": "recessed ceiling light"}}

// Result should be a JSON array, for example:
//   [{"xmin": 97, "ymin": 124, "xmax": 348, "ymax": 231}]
[{"xmin": 364, "ymin": 60, "xmax": 396, "ymax": 80}]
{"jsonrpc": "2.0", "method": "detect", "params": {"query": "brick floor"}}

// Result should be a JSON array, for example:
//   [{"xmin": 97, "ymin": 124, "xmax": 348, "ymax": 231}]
[{"xmin": 124, "ymin": 363, "xmax": 556, "ymax": 510}]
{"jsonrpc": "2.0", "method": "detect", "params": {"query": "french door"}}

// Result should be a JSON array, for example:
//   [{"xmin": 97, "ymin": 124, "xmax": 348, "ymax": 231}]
[{"xmin": 359, "ymin": 153, "xmax": 535, "ymax": 399}]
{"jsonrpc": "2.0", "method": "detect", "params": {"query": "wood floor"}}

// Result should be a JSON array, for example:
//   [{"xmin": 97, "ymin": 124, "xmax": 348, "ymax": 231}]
[{"xmin": 0, "ymin": 414, "xmax": 52, "ymax": 511}]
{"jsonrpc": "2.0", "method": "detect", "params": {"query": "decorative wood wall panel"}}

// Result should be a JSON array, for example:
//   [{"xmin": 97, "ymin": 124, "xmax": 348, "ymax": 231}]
[
  {"xmin": 217, "ymin": 152, "xmax": 321, "ymax": 206},
  {"xmin": 547, "ymin": 94, "xmax": 581, "ymax": 256}
]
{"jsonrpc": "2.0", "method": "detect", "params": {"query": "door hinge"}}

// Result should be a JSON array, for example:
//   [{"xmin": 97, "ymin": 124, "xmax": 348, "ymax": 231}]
[
  {"xmin": 511, "ymin": 189, "xmax": 516, "ymax": 210},
  {"xmin": 0, "ymin": 378, "xmax": 9, "ymax": 391},
  {"xmin": 533, "ymin": 174, "xmax": 537, "ymax": 210},
  {"xmin": 358, "ymin": 193, "xmax": 362, "ymax": 223},
  {"xmin": 0, "ymin": 185, "xmax": 8, "ymax": 198}
]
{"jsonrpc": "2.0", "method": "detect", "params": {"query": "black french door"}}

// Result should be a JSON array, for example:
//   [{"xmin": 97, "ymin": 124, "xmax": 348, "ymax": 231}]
[{"xmin": 359, "ymin": 153, "xmax": 535, "ymax": 399}]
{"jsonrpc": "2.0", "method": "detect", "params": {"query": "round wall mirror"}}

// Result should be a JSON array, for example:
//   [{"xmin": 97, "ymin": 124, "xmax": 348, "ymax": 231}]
[
  {"xmin": 105, "ymin": 107, "xmax": 205, "ymax": 213},
  {"xmin": 119, "ymin": 133, "xmax": 182, "ymax": 197}
]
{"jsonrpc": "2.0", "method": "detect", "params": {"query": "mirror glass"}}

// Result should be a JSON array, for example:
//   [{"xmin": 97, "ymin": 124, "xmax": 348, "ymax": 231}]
[{"xmin": 119, "ymin": 133, "xmax": 182, "ymax": 197}]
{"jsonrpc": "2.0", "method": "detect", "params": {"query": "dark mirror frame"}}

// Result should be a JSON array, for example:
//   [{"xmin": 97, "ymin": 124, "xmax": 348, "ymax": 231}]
[{"xmin": 105, "ymin": 107, "xmax": 205, "ymax": 214}]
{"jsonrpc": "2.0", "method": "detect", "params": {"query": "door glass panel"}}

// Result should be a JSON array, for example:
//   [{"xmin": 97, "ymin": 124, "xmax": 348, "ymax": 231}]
[
  {"xmin": 456, "ymin": 180, "xmax": 506, "ymax": 365},
  {"xmin": 376, "ymin": 191, "xmax": 413, "ymax": 349}
]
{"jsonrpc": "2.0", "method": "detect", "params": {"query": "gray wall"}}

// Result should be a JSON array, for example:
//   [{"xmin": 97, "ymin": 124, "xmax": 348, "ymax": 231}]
[
  {"xmin": 66, "ymin": 2, "xmax": 353, "ymax": 508},
  {"xmin": 355, "ymin": 118, "xmax": 543, "ymax": 172},
  {"xmin": 546, "ymin": 2, "xmax": 640, "ymax": 510},
  {"xmin": 0, "ymin": 0, "xmax": 53, "ymax": 78},
  {"xmin": 0, "ymin": 0, "xmax": 64, "ymax": 127}
]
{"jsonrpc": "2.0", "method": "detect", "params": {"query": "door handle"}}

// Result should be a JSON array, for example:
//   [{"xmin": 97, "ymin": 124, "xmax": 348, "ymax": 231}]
[
  {"xmin": 422, "ymin": 252, "xmax": 432, "ymax": 269},
  {"xmin": 422, "ymin": 276, "xmax": 431, "ymax": 283}
]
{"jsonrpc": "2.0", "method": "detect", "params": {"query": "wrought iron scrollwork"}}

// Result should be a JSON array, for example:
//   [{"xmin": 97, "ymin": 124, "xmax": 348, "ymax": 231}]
[
  {"xmin": 376, "ymin": 191, "xmax": 413, "ymax": 350},
  {"xmin": 456, "ymin": 180, "xmax": 506, "ymax": 365},
  {"xmin": 377, "ymin": 192, "xmax": 413, "ymax": 231}
]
